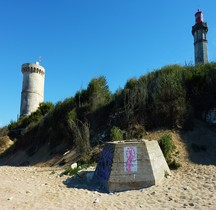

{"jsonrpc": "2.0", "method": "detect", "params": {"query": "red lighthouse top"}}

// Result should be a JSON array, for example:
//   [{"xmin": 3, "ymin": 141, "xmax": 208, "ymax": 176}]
[{"xmin": 195, "ymin": 9, "xmax": 204, "ymax": 23}]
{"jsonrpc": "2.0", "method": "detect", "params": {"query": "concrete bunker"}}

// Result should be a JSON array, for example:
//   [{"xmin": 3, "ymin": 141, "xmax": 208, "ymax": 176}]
[{"xmin": 94, "ymin": 140, "xmax": 171, "ymax": 192}]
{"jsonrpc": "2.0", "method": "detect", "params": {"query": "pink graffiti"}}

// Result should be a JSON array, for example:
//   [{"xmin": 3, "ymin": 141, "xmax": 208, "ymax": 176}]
[{"xmin": 126, "ymin": 147, "xmax": 136, "ymax": 173}]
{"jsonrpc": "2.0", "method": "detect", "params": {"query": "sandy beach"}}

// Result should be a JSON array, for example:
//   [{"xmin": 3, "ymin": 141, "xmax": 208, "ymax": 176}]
[
  {"xmin": 1, "ymin": 125, "xmax": 216, "ymax": 210},
  {"xmin": 0, "ymin": 162, "xmax": 215, "ymax": 210}
]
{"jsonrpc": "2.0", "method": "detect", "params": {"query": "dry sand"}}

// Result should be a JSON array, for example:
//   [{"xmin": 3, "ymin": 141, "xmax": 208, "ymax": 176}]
[
  {"xmin": 1, "ymin": 124, "xmax": 216, "ymax": 210},
  {"xmin": 0, "ymin": 163, "xmax": 215, "ymax": 210}
]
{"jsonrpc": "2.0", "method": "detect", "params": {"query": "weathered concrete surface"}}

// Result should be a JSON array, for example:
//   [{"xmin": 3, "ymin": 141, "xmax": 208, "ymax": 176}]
[{"xmin": 94, "ymin": 140, "xmax": 171, "ymax": 192}]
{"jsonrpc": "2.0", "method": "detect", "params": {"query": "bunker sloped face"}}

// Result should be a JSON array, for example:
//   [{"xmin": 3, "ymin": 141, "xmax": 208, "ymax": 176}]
[{"xmin": 94, "ymin": 140, "xmax": 171, "ymax": 192}]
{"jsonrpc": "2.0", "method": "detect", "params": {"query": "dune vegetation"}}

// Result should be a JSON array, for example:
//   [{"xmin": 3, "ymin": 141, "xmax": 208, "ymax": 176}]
[{"xmin": 1, "ymin": 62, "xmax": 216, "ymax": 166}]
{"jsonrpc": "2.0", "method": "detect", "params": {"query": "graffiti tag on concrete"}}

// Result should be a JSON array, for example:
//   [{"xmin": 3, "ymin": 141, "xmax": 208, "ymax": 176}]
[
  {"xmin": 124, "ymin": 146, "xmax": 137, "ymax": 173},
  {"xmin": 95, "ymin": 145, "xmax": 114, "ymax": 180}
]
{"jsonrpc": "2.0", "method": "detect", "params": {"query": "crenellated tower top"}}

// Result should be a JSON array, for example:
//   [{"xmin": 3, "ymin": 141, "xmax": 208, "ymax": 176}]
[{"xmin": 21, "ymin": 62, "xmax": 45, "ymax": 76}]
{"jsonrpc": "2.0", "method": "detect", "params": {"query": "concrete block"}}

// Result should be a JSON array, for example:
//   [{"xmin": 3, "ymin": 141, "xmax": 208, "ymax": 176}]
[{"xmin": 94, "ymin": 140, "xmax": 171, "ymax": 192}]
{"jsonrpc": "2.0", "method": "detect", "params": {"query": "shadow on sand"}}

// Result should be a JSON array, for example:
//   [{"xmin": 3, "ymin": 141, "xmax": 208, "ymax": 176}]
[
  {"xmin": 180, "ymin": 120, "xmax": 216, "ymax": 165},
  {"xmin": 63, "ymin": 171, "xmax": 108, "ymax": 193}
]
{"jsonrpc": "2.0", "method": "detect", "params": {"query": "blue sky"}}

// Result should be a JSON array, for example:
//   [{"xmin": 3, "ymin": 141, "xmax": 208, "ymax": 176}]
[{"xmin": 0, "ymin": 0, "xmax": 216, "ymax": 127}]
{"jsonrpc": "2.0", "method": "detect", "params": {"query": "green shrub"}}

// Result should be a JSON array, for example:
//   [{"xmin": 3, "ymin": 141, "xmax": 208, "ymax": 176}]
[
  {"xmin": 38, "ymin": 102, "xmax": 54, "ymax": 115},
  {"xmin": 68, "ymin": 119, "xmax": 91, "ymax": 154},
  {"xmin": 67, "ymin": 109, "xmax": 77, "ymax": 122},
  {"xmin": 159, "ymin": 134, "xmax": 175, "ymax": 163},
  {"xmin": 110, "ymin": 126, "xmax": 123, "ymax": 141},
  {"xmin": 75, "ymin": 89, "xmax": 89, "ymax": 107},
  {"xmin": 0, "ymin": 126, "xmax": 9, "ymax": 137},
  {"xmin": 60, "ymin": 166, "xmax": 79, "ymax": 177},
  {"xmin": 159, "ymin": 134, "xmax": 181, "ymax": 170},
  {"xmin": 126, "ymin": 124, "xmax": 145, "ymax": 139},
  {"xmin": 60, "ymin": 163, "xmax": 91, "ymax": 177},
  {"xmin": 8, "ymin": 102, "xmax": 54, "ymax": 132},
  {"xmin": 164, "ymin": 170, "xmax": 170, "ymax": 178},
  {"xmin": 87, "ymin": 76, "xmax": 111, "ymax": 111},
  {"xmin": 169, "ymin": 159, "xmax": 182, "ymax": 170}
]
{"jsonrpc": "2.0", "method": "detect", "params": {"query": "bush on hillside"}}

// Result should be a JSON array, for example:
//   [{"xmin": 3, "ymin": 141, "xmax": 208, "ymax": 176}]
[
  {"xmin": 110, "ymin": 126, "xmax": 123, "ymax": 141},
  {"xmin": 159, "ymin": 134, "xmax": 181, "ymax": 170},
  {"xmin": 87, "ymin": 76, "xmax": 111, "ymax": 112},
  {"xmin": 159, "ymin": 134, "xmax": 175, "ymax": 164},
  {"xmin": 112, "ymin": 64, "xmax": 199, "ymax": 130},
  {"xmin": 68, "ymin": 119, "xmax": 91, "ymax": 155},
  {"xmin": 8, "ymin": 102, "xmax": 54, "ymax": 131},
  {"xmin": 185, "ymin": 63, "xmax": 216, "ymax": 118},
  {"xmin": 75, "ymin": 89, "xmax": 89, "ymax": 108},
  {"xmin": 146, "ymin": 65, "xmax": 188, "ymax": 128},
  {"xmin": 5, "ymin": 63, "xmax": 216, "ymax": 165},
  {"xmin": 0, "ymin": 126, "xmax": 9, "ymax": 137},
  {"xmin": 126, "ymin": 124, "xmax": 145, "ymax": 139}
]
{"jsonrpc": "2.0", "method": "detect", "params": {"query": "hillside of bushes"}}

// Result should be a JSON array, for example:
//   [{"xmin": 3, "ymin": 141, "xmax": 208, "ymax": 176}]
[{"xmin": 1, "ymin": 62, "xmax": 216, "ymax": 165}]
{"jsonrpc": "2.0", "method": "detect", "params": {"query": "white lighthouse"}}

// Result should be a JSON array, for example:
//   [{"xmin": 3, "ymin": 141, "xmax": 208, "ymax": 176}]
[{"xmin": 20, "ymin": 62, "xmax": 45, "ymax": 116}]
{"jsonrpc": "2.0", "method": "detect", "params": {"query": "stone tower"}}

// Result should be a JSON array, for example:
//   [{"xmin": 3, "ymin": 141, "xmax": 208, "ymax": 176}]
[
  {"xmin": 20, "ymin": 62, "xmax": 45, "ymax": 116},
  {"xmin": 192, "ymin": 9, "xmax": 208, "ymax": 65}
]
